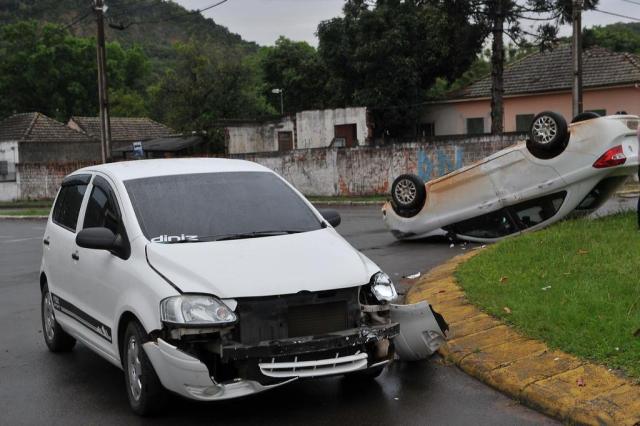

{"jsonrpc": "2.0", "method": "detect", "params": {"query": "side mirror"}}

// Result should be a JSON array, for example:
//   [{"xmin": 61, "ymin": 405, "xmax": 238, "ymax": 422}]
[
  {"xmin": 76, "ymin": 227, "xmax": 117, "ymax": 251},
  {"xmin": 319, "ymin": 209, "xmax": 341, "ymax": 228}
]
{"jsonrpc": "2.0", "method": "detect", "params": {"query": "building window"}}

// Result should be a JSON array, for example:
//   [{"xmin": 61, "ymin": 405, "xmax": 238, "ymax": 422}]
[
  {"xmin": 515, "ymin": 114, "xmax": 534, "ymax": 132},
  {"xmin": 418, "ymin": 122, "xmax": 435, "ymax": 138},
  {"xmin": 466, "ymin": 117, "xmax": 484, "ymax": 135},
  {"xmin": 586, "ymin": 109, "xmax": 606, "ymax": 117},
  {"xmin": 277, "ymin": 131, "xmax": 293, "ymax": 151},
  {"xmin": 0, "ymin": 159, "xmax": 16, "ymax": 182}
]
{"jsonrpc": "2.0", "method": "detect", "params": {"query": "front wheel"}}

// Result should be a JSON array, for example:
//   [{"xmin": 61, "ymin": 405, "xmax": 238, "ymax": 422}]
[
  {"xmin": 41, "ymin": 284, "xmax": 76, "ymax": 352},
  {"xmin": 123, "ymin": 320, "xmax": 167, "ymax": 416},
  {"xmin": 391, "ymin": 174, "xmax": 426, "ymax": 215}
]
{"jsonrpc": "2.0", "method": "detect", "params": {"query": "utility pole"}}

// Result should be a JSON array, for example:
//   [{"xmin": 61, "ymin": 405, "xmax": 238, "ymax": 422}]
[
  {"xmin": 490, "ymin": 0, "xmax": 505, "ymax": 134},
  {"xmin": 572, "ymin": 0, "xmax": 583, "ymax": 117},
  {"xmin": 94, "ymin": 0, "xmax": 112, "ymax": 163}
]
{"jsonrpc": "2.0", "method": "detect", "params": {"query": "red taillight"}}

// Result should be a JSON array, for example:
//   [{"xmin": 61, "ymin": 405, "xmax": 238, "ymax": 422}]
[{"xmin": 593, "ymin": 145, "xmax": 626, "ymax": 168}]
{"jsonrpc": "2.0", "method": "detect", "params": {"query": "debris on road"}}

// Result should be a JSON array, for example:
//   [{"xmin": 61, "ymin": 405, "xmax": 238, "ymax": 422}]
[{"xmin": 404, "ymin": 272, "xmax": 421, "ymax": 279}]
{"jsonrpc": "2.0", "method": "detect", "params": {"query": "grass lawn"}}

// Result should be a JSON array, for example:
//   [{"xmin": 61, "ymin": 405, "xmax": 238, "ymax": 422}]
[
  {"xmin": 457, "ymin": 212, "xmax": 640, "ymax": 380},
  {"xmin": 0, "ymin": 208, "xmax": 50, "ymax": 216}
]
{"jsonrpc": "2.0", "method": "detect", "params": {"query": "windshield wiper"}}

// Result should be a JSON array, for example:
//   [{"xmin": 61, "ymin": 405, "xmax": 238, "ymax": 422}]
[{"xmin": 213, "ymin": 230, "xmax": 303, "ymax": 241}]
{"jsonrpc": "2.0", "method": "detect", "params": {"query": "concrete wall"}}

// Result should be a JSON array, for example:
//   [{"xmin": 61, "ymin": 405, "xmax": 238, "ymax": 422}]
[
  {"xmin": 295, "ymin": 107, "xmax": 369, "ymax": 149},
  {"xmin": 0, "ymin": 141, "xmax": 18, "ymax": 201},
  {"xmin": 233, "ymin": 133, "xmax": 523, "ymax": 196},
  {"xmin": 424, "ymin": 86, "xmax": 640, "ymax": 135},
  {"xmin": 17, "ymin": 162, "xmax": 95, "ymax": 200},
  {"xmin": 227, "ymin": 117, "xmax": 295, "ymax": 154}
]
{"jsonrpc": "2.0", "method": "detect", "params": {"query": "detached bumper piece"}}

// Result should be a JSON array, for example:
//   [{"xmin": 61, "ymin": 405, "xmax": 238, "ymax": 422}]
[{"xmin": 390, "ymin": 301, "xmax": 448, "ymax": 361}]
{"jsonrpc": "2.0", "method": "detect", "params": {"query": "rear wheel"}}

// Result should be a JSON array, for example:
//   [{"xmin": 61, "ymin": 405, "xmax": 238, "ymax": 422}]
[
  {"xmin": 391, "ymin": 174, "xmax": 426, "ymax": 216},
  {"xmin": 527, "ymin": 111, "xmax": 569, "ymax": 159},
  {"xmin": 123, "ymin": 320, "xmax": 167, "ymax": 416},
  {"xmin": 41, "ymin": 284, "xmax": 76, "ymax": 352},
  {"xmin": 571, "ymin": 111, "xmax": 600, "ymax": 123}
]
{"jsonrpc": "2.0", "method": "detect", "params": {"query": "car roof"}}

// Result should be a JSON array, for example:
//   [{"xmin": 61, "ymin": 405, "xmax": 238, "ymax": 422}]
[{"xmin": 73, "ymin": 158, "xmax": 272, "ymax": 182}]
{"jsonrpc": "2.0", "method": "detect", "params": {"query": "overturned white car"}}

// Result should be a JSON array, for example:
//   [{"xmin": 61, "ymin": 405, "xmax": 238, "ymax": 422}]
[
  {"xmin": 383, "ymin": 112, "xmax": 639, "ymax": 242},
  {"xmin": 40, "ymin": 159, "xmax": 447, "ymax": 416}
]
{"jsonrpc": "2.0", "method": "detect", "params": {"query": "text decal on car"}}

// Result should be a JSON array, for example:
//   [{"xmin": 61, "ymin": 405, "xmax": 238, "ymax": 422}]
[{"xmin": 151, "ymin": 234, "xmax": 199, "ymax": 243}]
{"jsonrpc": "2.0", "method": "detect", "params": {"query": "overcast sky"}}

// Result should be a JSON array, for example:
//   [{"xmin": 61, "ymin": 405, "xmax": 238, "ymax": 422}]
[{"xmin": 174, "ymin": 0, "xmax": 640, "ymax": 47}]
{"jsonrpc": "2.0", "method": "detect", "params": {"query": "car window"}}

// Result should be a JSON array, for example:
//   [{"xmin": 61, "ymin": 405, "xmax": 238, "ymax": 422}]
[
  {"xmin": 575, "ymin": 177, "xmax": 627, "ymax": 212},
  {"xmin": 124, "ymin": 171, "xmax": 322, "ymax": 242},
  {"xmin": 510, "ymin": 192, "xmax": 566, "ymax": 229},
  {"xmin": 447, "ymin": 208, "xmax": 517, "ymax": 239},
  {"xmin": 52, "ymin": 183, "xmax": 88, "ymax": 232},
  {"xmin": 83, "ymin": 177, "xmax": 120, "ymax": 235}
]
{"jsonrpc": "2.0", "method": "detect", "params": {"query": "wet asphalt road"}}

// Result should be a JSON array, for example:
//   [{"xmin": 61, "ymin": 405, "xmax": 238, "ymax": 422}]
[{"xmin": 0, "ymin": 206, "xmax": 567, "ymax": 426}]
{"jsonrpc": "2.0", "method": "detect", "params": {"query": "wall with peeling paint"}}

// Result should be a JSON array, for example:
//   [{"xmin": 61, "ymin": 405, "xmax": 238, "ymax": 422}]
[{"xmin": 233, "ymin": 133, "xmax": 525, "ymax": 196}]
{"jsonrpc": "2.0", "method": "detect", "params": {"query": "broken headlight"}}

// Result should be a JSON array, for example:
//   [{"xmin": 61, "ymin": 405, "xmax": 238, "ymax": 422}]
[
  {"xmin": 160, "ymin": 295, "xmax": 237, "ymax": 326},
  {"xmin": 370, "ymin": 272, "xmax": 398, "ymax": 303}
]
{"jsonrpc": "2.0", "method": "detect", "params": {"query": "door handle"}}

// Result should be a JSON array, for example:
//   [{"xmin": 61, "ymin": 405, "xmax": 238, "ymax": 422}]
[
  {"xmin": 43, "ymin": 237, "xmax": 50, "ymax": 246},
  {"xmin": 71, "ymin": 252, "xmax": 79, "ymax": 261}
]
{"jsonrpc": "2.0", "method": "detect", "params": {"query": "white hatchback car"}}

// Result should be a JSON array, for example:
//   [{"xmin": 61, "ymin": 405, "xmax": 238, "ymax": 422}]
[
  {"xmin": 383, "ymin": 112, "xmax": 639, "ymax": 242},
  {"xmin": 40, "ymin": 159, "xmax": 447, "ymax": 415}
]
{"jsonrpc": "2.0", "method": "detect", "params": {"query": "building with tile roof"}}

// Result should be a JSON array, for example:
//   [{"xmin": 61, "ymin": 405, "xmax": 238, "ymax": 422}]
[
  {"xmin": 68, "ymin": 116, "xmax": 174, "ymax": 149},
  {"xmin": 422, "ymin": 45, "xmax": 640, "ymax": 136}
]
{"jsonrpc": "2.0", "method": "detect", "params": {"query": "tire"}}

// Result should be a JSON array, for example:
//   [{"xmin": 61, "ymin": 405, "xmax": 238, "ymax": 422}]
[
  {"xmin": 391, "ymin": 174, "xmax": 426, "ymax": 212},
  {"xmin": 41, "ymin": 284, "xmax": 76, "ymax": 352},
  {"xmin": 529, "ymin": 111, "xmax": 568, "ymax": 152},
  {"xmin": 344, "ymin": 365, "xmax": 385, "ymax": 381},
  {"xmin": 571, "ymin": 111, "xmax": 600, "ymax": 123},
  {"xmin": 123, "ymin": 320, "xmax": 167, "ymax": 416}
]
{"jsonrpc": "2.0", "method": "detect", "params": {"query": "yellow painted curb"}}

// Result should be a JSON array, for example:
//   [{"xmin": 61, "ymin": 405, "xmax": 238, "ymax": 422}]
[{"xmin": 407, "ymin": 251, "xmax": 640, "ymax": 426}]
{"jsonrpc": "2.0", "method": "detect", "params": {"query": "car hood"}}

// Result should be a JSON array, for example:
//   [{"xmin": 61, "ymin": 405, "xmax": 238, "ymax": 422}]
[{"xmin": 145, "ymin": 228, "xmax": 379, "ymax": 298}]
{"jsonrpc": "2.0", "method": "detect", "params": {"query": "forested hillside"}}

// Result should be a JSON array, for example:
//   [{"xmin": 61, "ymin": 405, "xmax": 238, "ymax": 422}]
[{"xmin": 0, "ymin": 0, "xmax": 258, "ymax": 66}]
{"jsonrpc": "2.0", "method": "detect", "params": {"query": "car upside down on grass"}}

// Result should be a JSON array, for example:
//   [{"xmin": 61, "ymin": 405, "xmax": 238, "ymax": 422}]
[{"xmin": 383, "ymin": 112, "xmax": 640, "ymax": 242}]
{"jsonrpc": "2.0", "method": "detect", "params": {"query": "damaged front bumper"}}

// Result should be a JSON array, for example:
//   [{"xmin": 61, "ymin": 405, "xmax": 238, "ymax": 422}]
[
  {"xmin": 143, "ymin": 323, "xmax": 399, "ymax": 401},
  {"xmin": 390, "ymin": 301, "xmax": 448, "ymax": 361}
]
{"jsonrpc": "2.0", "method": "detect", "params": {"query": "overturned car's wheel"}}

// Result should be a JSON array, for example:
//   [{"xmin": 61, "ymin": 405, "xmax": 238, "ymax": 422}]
[
  {"xmin": 391, "ymin": 174, "xmax": 426, "ymax": 216},
  {"xmin": 571, "ymin": 111, "xmax": 600, "ymax": 123},
  {"xmin": 123, "ymin": 320, "xmax": 167, "ymax": 416},
  {"xmin": 527, "ymin": 111, "xmax": 569, "ymax": 159}
]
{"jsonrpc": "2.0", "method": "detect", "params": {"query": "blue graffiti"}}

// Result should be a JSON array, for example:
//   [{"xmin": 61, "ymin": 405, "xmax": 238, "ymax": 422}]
[{"xmin": 417, "ymin": 146, "xmax": 464, "ymax": 181}]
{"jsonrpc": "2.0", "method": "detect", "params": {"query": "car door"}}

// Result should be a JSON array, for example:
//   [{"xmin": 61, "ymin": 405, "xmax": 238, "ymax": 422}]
[
  {"xmin": 43, "ymin": 175, "xmax": 91, "ymax": 329},
  {"xmin": 507, "ymin": 191, "xmax": 568, "ymax": 230},
  {"xmin": 73, "ymin": 174, "xmax": 131, "ymax": 357}
]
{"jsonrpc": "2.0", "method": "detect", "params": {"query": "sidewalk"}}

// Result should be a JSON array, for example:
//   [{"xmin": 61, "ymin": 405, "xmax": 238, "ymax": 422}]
[{"xmin": 407, "ymin": 252, "xmax": 640, "ymax": 425}]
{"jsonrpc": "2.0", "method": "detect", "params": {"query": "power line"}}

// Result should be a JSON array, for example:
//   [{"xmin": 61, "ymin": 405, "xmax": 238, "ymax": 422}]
[
  {"xmin": 620, "ymin": 0, "xmax": 640, "ymax": 7},
  {"xmin": 112, "ymin": 0, "xmax": 230, "ymax": 29},
  {"xmin": 593, "ymin": 7, "xmax": 640, "ymax": 22}
]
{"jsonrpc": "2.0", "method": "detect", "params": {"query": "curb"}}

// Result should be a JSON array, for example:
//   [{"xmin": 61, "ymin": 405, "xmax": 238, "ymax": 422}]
[
  {"xmin": 0, "ymin": 215, "xmax": 47, "ymax": 220},
  {"xmin": 407, "ymin": 252, "xmax": 640, "ymax": 425}
]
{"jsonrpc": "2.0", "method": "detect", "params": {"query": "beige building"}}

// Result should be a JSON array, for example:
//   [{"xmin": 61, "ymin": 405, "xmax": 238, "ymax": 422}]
[
  {"xmin": 225, "ymin": 107, "xmax": 371, "ymax": 154},
  {"xmin": 423, "ymin": 45, "xmax": 640, "ymax": 136}
]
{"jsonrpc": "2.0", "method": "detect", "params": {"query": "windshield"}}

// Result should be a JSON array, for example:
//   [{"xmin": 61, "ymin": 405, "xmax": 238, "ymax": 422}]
[{"xmin": 124, "ymin": 171, "xmax": 322, "ymax": 242}]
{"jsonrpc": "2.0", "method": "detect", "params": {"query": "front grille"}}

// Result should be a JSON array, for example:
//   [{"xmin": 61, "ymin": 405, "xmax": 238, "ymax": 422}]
[
  {"xmin": 287, "ymin": 301, "xmax": 348, "ymax": 338},
  {"xmin": 234, "ymin": 288, "xmax": 360, "ymax": 345}
]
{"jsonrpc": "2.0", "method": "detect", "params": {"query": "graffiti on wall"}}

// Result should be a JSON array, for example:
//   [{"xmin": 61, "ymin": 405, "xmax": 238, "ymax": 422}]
[{"xmin": 416, "ymin": 146, "xmax": 464, "ymax": 181}]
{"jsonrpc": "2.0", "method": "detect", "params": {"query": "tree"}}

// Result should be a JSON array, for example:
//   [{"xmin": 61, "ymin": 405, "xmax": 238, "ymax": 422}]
[
  {"xmin": 148, "ymin": 41, "xmax": 272, "ymax": 152},
  {"xmin": 583, "ymin": 23, "xmax": 640, "ymax": 54},
  {"xmin": 0, "ymin": 20, "xmax": 151, "ymax": 121},
  {"xmin": 317, "ymin": 0, "xmax": 485, "ymax": 138},
  {"xmin": 469, "ymin": 0, "xmax": 599, "ymax": 134},
  {"xmin": 259, "ymin": 37, "xmax": 328, "ymax": 113}
]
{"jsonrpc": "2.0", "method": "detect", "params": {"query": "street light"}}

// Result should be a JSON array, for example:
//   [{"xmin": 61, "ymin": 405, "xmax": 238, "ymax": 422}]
[{"xmin": 271, "ymin": 88, "xmax": 284, "ymax": 115}]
